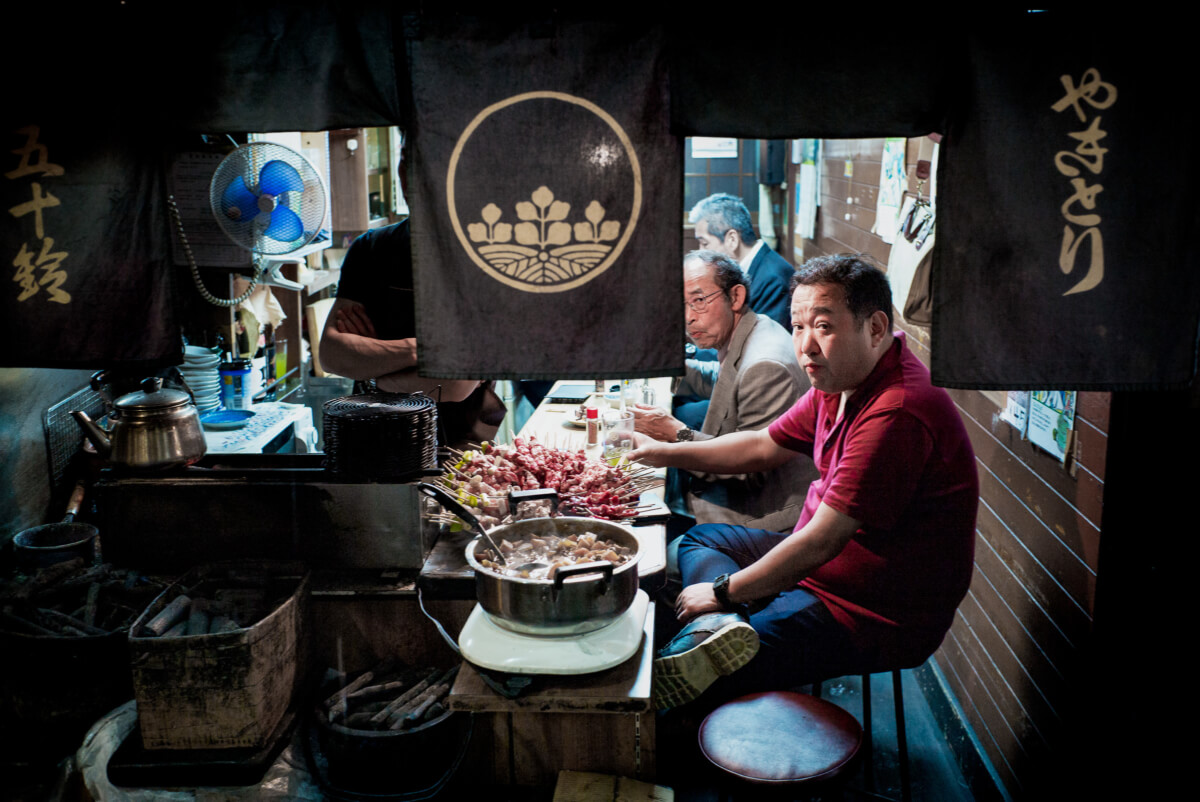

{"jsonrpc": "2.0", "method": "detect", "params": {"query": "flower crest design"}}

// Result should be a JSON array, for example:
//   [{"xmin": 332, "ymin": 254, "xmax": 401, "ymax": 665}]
[{"xmin": 466, "ymin": 186, "xmax": 622, "ymax": 285}]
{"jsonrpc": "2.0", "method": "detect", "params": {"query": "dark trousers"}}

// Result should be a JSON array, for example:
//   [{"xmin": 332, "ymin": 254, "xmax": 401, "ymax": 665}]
[{"xmin": 675, "ymin": 523, "xmax": 870, "ymax": 696}]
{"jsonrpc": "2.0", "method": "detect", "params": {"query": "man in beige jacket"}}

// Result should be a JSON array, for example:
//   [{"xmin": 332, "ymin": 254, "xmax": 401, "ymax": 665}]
[{"xmin": 632, "ymin": 250, "xmax": 817, "ymax": 531}]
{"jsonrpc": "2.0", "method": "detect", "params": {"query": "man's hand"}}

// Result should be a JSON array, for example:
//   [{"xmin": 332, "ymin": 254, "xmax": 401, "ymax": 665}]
[
  {"xmin": 674, "ymin": 582, "xmax": 724, "ymax": 623},
  {"xmin": 628, "ymin": 432, "xmax": 676, "ymax": 468},
  {"xmin": 630, "ymin": 403, "xmax": 685, "ymax": 442},
  {"xmin": 335, "ymin": 303, "xmax": 377, "ymax": 338}
]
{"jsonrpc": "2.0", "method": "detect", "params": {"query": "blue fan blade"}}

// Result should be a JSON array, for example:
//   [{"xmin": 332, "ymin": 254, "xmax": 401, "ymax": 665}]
[
  {"xmin": 258, "ymin": 160, "xmax": 304, "ymax": 196},
  {"xmin": 263, "ymin": 204, "xmax": 303, "ymax": 242},
  {"xmin": 221, "ymin": 176, "xmax": 260, "ymax": 223}
]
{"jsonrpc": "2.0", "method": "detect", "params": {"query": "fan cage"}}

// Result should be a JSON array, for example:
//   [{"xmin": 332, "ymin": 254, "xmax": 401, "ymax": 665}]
[{"xmin": 209, "ymin": 141, "xmax": 327, "ymax": 256}]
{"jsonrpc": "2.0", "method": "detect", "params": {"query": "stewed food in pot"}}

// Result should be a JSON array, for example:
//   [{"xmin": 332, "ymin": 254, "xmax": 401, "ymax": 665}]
[{"xmin": 477, "ymin": 531, "xmax": 634, "ymax": 580}]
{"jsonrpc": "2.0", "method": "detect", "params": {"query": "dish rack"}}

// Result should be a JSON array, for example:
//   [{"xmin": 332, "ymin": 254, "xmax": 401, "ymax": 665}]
[{"xmin": 323, "ymin": 393, "xmax": 439, "ymax": 482}]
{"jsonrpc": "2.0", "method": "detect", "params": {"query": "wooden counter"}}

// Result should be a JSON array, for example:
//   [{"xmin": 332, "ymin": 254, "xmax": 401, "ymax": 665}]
[
  {"xmin": 518, "ymin": 378, "xmax": 674, "ymax": 453},
  {"xmin": 420, "ymin": 378, "xmax": 675, "ymax": 600}
]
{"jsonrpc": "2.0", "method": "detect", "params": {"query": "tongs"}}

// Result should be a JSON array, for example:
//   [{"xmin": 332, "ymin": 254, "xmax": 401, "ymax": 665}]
[
  {"xmin": 418, "ymin": 482, "xmax": 509, "ymax": 565},
  {"xmin": 417, "ymin": 482, "xmax": 559, "ymax": 573}
]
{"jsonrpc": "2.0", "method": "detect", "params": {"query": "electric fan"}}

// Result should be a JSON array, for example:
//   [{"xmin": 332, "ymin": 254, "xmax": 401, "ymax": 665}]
[
  {"xmin": 210, "ymin": 142, "xmax": 326, "ymax": 257},
  {"xmin": 170, "ymin": 141, "xmax": 330, "ymax": 307}
]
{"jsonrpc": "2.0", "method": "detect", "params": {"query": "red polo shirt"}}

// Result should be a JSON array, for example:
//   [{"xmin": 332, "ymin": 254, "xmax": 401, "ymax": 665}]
[{"xmin": 767, "ymin": 333, "xmax": 978, "ymax": 668}]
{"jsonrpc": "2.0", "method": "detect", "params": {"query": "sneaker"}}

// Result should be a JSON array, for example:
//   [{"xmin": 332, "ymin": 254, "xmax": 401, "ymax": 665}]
[{"xmin": 653, "ymin": 612, "xmax": 759, "ymax": 710}]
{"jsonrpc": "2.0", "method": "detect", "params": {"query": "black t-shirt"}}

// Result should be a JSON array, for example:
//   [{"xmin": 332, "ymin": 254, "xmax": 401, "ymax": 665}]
[
  {"xmin": 336, "ymin": 220, "xmax": 415, "ymax": 342},
  {"xmin": 336, "ymin": 220, "xmax": 500, "ymax": 448}
]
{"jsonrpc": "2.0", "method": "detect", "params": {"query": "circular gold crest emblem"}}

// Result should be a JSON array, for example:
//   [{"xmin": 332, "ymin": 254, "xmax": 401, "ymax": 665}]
[{"xmin": 447, "ymin": 91, "xmax": 642, "ymax": 293}]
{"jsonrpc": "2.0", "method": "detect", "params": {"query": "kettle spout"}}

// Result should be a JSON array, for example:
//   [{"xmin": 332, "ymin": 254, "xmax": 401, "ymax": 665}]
[{"xmin": 71, "ymin": 411, "xmax": 112, "ymax": 457}]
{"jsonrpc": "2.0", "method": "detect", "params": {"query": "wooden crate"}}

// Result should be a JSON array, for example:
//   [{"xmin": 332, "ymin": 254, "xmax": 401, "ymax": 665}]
[
  {"xmin": 128, "ymin": 561, "xmax": 309, "ymax": 751},
  {"xmin": 447, "ymin": 604, "xmax": 656, "ymax": 787}
]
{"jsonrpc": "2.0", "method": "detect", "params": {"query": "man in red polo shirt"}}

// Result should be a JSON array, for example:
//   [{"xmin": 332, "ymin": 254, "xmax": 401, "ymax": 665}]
[{"xmin": 630, "ymin": 254, "xmax": 978, "ymax": 710}]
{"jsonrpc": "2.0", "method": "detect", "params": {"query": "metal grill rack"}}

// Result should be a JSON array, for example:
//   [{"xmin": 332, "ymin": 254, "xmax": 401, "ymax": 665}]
[{"xmin": 42, "ymin": 383, "xmax": 106, "ymax": 498}]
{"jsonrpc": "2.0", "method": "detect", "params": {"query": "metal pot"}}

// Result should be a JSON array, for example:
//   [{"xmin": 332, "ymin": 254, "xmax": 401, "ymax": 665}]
[
  {"xmin": 13, "ymin": 480, "xmax": 97, "ymax": 571},
  {"xmin": 416, "ymin": 482, "xmax": 641, "ymax": 636},
  {"xmin": 465, "ymin": 517, "xmax": 641, "ymax": 636},
  {"xmin": 71, "ymin": 376, "xmax": 207, "ymax": 471}
]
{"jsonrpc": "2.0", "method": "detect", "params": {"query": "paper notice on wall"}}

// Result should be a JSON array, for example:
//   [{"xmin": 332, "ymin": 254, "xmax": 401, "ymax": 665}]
[
  {"xmin": 1001, "ymin": 390, "xmax": 1030, "ymax": 437},
  {"xmin": 794, "ymin": 139, "xmax": 820, "ymax": 241},
  {"xmin": 691, "ymin": 137, "xmax": 738, "ymax": 159},
  {"xmin": 874, "ymin": 138, "xmax": 907, "ymax": 244},
  {"xmin": 1027, "ymin": 390, "xmax": 1076, "ymax": 463}
]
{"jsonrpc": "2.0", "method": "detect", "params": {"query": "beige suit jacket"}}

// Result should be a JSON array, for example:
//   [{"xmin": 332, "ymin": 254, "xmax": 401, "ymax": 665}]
[{"xmin": 686, "ymin": 313, "xmax": 819, "ymax": 532}]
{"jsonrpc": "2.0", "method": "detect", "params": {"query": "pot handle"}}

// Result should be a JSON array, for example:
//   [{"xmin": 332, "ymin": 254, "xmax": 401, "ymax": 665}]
[{"xmin": 553, "ymin": 561, "xmax": 614, "ymax": 594}]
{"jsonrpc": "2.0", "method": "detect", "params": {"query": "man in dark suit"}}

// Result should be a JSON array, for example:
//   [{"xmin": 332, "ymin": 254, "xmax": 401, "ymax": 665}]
[
  {"xmin": 674, "ymin": 193, "xmax": 795, "ymax": 434},
  {"xmin": 689, "ymin": 193, "xmax": 793, "ymax": 330}
]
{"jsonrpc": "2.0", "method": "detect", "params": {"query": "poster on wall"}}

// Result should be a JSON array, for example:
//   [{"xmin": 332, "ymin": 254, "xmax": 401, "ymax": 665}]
[
  {"xmin": 794, "ymin": 140, "xmax": 820, "ymax": 242},
  {"xmin": 874, "ymin": 137, "xmax": 907, "ymax": 244},
  {"xmin": 1027, "ymin": 390, "xmax": 1076, "ymax": 463},
  {"xmin": 1001, "ymin": 390, "xmax": 1030, "ymax": 437},
  {"xmin": 691, "ymin": 138, "xmax": 738, "ymax": 159}
]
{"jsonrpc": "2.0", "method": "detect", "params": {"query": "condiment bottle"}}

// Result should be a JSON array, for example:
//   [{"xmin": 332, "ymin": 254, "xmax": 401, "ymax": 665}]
[
  {"xmin": 219, "ymin": 359, "xmax": 252, "ymax": 410},
  {"xmin": 586, "ymin": 406, "xmax": 600, "ymax": 446}
]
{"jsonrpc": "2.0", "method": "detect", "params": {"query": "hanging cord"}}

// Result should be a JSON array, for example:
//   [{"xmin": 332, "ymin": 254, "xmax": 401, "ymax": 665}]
[{"xmin": 167, "ymin": 194, "xmax": 260, "ymax": 308}]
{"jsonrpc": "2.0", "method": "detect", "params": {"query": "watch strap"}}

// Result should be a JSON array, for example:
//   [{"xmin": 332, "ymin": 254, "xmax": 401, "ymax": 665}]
[{"xmin": 712, "ymin": 573, "xmax": 733, "ymax": 608}]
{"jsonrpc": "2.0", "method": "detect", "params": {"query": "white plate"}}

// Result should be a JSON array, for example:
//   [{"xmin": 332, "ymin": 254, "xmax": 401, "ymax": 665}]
[{"xmin": 457, "ymin": 590, "xmax": 648, "ymax": 675}]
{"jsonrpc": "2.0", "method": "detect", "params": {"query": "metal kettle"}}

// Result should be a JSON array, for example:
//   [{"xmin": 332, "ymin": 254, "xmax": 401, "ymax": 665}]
[{"xmin": 72, "ymin": 376, "xmax": 207, "ymax": 470}]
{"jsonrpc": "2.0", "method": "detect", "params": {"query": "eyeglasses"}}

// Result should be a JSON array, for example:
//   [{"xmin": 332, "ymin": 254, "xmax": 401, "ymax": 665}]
[{"xmin": 685, "ymin": 288, "xmax": 726, "ymax": 313}]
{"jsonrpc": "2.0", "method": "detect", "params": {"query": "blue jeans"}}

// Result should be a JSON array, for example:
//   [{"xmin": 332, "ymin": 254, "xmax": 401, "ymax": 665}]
[{"xmin": 675, "ymin": 523, "xmax": 869, "ymax": 697}]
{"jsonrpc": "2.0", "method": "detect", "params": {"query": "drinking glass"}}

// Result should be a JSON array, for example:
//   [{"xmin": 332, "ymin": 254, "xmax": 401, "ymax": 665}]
[{"xmin": 602, "ymin": 410, "xmax": 635, "ymax": 465}]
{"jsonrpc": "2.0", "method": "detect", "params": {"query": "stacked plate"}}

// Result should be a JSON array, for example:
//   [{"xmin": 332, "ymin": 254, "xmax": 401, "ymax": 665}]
[{"xmin": 181, "ymin": 346, "xmax": 222, "ymax": 414}]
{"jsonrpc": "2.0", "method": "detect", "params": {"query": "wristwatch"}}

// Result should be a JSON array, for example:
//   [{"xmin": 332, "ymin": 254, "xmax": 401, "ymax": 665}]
[
  {"xmin": 712, "ymin": 573, "xmax": 733, "ymax": 608},
  {"xmin": 675, "ymin": 426, "xmax": 695, "ymax": 442}
]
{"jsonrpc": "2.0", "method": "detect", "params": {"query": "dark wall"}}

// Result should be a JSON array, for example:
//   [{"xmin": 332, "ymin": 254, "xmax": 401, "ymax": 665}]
[{"xmin": 0, "ymin": 368, "xmax": 92, "ymax": 540}]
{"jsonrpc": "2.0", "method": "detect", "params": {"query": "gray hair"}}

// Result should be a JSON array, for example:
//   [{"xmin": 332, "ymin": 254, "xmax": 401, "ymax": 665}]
[
  {"xmin": 685, "ymin": 249, "xmax": 750, "ymax": 295},
  {"xmin": 688, "ymin": 193, "xmax": 757, "ymax": 246}
]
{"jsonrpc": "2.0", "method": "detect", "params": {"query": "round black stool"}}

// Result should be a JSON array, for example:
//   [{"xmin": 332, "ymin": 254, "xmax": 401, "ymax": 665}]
[{"xmin": 698, "ymin": 690, "xmax": 863, "ymax": 799}]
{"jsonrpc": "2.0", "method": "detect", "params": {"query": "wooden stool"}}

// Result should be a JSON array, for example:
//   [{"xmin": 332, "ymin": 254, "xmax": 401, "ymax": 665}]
[{"xmin": 698, "ymin": 690, "xmax": 863, "ymax": 798}]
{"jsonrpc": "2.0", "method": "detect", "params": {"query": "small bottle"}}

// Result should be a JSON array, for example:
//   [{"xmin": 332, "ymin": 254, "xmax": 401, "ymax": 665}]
[
  {"xmin": 640, "ymin": 378, "xmax": 656, "ymax": 406},
  {"xmin": 263, "ymin": 324, "xmax": 277, "ymax": 401},
  {"xmin": 585, "ymin": 406, "xmax": 600, "ymax": 446},
  {"xmin": 622, "ymin": 379, "xmax": 638, "ymax": 409}
]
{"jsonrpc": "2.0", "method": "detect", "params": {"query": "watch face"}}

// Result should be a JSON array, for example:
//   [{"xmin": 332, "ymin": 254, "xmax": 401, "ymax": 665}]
[
  {"xmin": 713, "ymin": 573, "xmax": 731, "ymax": 605},
  {"xmin": 676, "ymin": 427, "xmax": 692, "ymax": 441}
]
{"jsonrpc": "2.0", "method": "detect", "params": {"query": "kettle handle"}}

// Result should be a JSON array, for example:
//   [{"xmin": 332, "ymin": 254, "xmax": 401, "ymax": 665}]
[
  {"xmin": 165, "ymin": 366, "xmax": 197, "ymax": 403},
  {"xmin": 89, "ymin": 369, "xmax": 115, "ymax": 407}
]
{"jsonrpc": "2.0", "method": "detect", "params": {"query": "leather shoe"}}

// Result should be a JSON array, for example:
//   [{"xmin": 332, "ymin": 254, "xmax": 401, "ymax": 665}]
[{"xmin": 654, "ymin": 612, "xmax": 759, "ymax": 710}]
